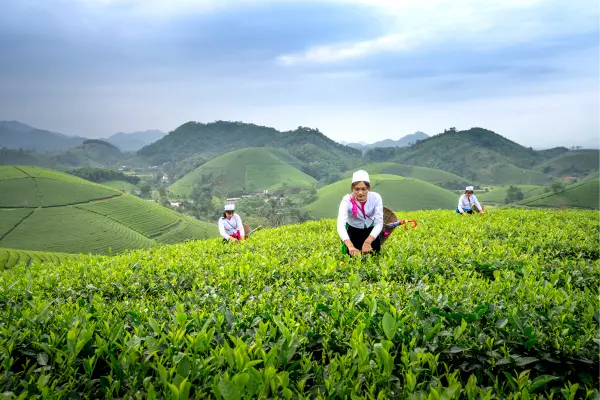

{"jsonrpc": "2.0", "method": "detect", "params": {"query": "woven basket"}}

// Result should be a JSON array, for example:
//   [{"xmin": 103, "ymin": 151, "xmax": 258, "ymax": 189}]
[
  {"xmin": 379, "ymin": 207, "xmax": 398, "ymax": 245},
  {"xmin": 243, "ymin": 223, "xmax": 251, "ymax": 238}
]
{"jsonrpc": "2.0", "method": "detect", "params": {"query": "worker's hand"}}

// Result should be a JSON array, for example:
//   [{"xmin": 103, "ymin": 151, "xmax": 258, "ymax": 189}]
[
  {"xmin": 348, "ymin": 246, "xmax": 360, "ymax": 257},
  {"xmin": 480, "ymin": 209, "xmax": 486, "ymax": 215},
  {"xmin": 362, "ymin": 241, "xmax": 373, "ymax": 254},
  {"xmin": 228, "ymin": 237, "xmax": 239, "ymax": 242}
]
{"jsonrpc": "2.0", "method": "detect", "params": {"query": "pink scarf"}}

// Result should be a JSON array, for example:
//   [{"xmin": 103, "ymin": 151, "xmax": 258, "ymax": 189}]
[{"xmin": 350, "ymin": 196, "xmax": 359, "ymax": 217}]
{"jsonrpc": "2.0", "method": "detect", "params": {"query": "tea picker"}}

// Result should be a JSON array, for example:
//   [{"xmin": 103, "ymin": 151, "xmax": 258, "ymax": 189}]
[
  {"xmin": 456, "ymin": 186, "xmax": 486, "ymax": 215},
  {"xmin": 218, "ymin": 203, "xmax": 247, "ymax": 242},
  {"xmin": 337, "ymin": 170, "xmax": 384, "ymax": 256}
]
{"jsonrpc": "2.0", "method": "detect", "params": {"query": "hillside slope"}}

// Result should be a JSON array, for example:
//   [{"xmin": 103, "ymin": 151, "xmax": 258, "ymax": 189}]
[
  {"xmin": 0, "ymin": 121, "xmax": 87, "ymax": 151},
  {"xmin": 138, "ymin": 121, "xmax": 361, "ymax": 165},
  {"xmin": 305, "ymin": 174, "xmax": 458, "ymax": 219},
  {"xmin": 352, "ymin": 162, "xmax": 470, "ymax": 189},
  {"xmin": 384, "ymin": 128, "xmax": 555, "ymax": 184},
  {"xmin": 533, "ymin": 149, "xmax": 599, "ymax": 178},
  {"xmin": 517, "ymin": 178, "xmax": 599, "ymax": 209},
  {"xmin": 169, "ymin": 148, "xmax": 316, "ymax": 197},
  {"xmin": 0, "ymin": 165, "xmax": 218, "ymax": 254}
]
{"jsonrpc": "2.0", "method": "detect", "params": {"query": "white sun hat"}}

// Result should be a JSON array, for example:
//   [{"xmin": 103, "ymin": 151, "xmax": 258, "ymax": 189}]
[
  {"xmin": 224, "ymin": 204, "xmax": 235, "ymax": 211},
  {"xmin": 465, "ymin": 186, "xmax": 474, "ymax": 191},
  {"xmin": 352, "ymin": 170, "xmax": 370, "ymax": 183}
]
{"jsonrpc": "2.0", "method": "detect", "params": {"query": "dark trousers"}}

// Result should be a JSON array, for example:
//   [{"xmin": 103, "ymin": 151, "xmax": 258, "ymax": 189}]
[{"xmin": 341, "ymin": 224, "xmax": 381, "ymax": 255}]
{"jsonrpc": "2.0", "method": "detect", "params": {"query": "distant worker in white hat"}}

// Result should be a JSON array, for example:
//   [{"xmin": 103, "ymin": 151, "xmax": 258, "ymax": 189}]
[
  {"xmin": 337, "ymin": 170, "xmax": 384, "ymax": 256},
  {"xmin": 456, "ymin": 186, "xmax": 485, "ymax": 215},
  {"xmin": 218, "ymin": 203, "xmax": 246, "ymax": 242}
]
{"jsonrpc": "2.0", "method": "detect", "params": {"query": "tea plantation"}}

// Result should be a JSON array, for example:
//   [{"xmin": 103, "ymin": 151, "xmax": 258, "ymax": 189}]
[
  {"xmin": 0, "ymin": 166, "xmax": 219, "ymax": 258},
  {"xmin": 0, "ymin": 209, "xmax": 598, "ymax": 399}
]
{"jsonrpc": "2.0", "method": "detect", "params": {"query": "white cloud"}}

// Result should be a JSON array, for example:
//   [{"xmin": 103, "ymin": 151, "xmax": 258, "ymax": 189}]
[{"xmin": 276, "ymin": 0, "xmax": 598, "ymax": 65}]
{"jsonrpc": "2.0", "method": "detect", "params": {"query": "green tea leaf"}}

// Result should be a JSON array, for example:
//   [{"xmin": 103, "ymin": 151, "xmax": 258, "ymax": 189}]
[{"xmin": 382, "ymin": 313, "xmax": 396, "ymax": 341}]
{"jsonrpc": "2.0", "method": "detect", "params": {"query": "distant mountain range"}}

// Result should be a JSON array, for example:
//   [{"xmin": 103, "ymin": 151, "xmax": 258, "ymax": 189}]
[
  {"xmin": 0, "ymin": 119, "xmax": 597, "ymax": 189},
  {"xmin": 0, "ymin": 121, "xmax": 166, "ymax": 153},
  {"xmin": 340, "ymin": 131, "xmax": 429, "ymax": 150},
  {"xmin": 0, "ymin": 121, "xmax": 87, "ymax": 152},
  {"xmin": 105, "ymin": 130, "xmax": 166, "ymax": 152}
]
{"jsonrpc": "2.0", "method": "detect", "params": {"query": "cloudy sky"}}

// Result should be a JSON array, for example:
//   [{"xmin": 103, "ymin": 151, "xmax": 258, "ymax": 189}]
[{"xmin": 0, "ymin": 0, "xmax": 598, "ymax": 148}]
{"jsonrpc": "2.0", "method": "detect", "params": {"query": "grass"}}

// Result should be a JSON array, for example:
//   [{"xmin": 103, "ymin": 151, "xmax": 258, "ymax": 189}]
[
  {"xmin": 169, "ymin": 147, "xmax": 316, "ymax": 197},
  {"xmin": 0, "ymin": 165, "xmax": 220, "ymax": 255},
  {"xmin": 305, "ymin": 174, "xmax": 458, "ymax": 219},
  {"xmin": 351, "ymin": 162, "xmax": 470, "ymax": 188},
  {"xmin": 518, "ymin": 178, "xmax": 600, "ymax": 209}
]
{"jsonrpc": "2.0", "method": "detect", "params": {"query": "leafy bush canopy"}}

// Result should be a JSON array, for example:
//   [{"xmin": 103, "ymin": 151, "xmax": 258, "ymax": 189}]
[{"xmin": 0, "ymin": 209, "xmax": 598, "ymax": 399}]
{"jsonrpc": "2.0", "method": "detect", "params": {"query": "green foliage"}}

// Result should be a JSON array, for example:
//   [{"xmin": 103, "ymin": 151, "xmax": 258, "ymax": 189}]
[
  {"xmin": 1, "ymin": 247, "xmax": 78, "ymax": 269},
  {"xmin": 0, "ymin": 209, "xmax": 598, "ymax": 398},
  {"xmin": 169, "ymin": 148, "xmax": 316, "ymax": 198},
  {"xmin": 305, "ymin": 174, "xmax": 458, "ymax": 219},
  {"xmin": 235, "ymin": 193, "xmax": 312, "ymax": 228},
  {"xmin": 551, "ymin": 180, "xmax": 567, "ymax": 193},
  {"xmin": 66, "ymin": 167, "xmax": 141, "ymax": 184},
  {"xmin": 504, "ymin": 186, "xmax": 525, "ymax": 204}
]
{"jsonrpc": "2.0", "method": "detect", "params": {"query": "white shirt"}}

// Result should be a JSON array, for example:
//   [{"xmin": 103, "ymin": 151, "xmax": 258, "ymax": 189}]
[
  {"xmin": 457, "ymin": 193, "xmax": 482, "ymax": 212},
  {"xmin": 218, "ymin": 214, "xmax": 245, "ymax": 239},
  {"xmin": 337, "ymin": 192, "xmax": 384, "ymax": 242}
]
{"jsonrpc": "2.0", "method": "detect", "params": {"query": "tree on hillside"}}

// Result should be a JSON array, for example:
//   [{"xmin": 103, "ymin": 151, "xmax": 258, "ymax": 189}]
[
  {"xmin": 550, "ymin": 180, "xmax": 566, "ymax": 193},
  {"xmin": 139, "ymin": 183, "xmax": 152, "ymax": 199},
  {"xmin": 505, "ymin": 186, "xmax": 524, "ymax": 204}
]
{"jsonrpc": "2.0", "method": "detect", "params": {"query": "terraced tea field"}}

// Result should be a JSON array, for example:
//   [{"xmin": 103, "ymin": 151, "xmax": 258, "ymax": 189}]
[
  {"xmin": 0, "ymin": 166, "xmax": 219, "ymax": 262},
  {"xmin": 1, "ymin": 209, "xmax": 597, "ymax": 399}
]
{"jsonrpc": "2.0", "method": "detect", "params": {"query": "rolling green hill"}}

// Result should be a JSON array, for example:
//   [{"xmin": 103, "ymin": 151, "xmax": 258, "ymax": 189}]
[
  {"xmin": 351, "ymin": 162, "xmax": 470, "ymax": 189},
  {"xmin": 477, "ymin": 185, "xmax": 545, "ymax": 204},
  {"xmin": 53, "ymin": 139, "xmax": 123, "ymax": 168},
  {"xmin": 169, "ymin": 147, "xmax": 317, "ymax": 197},
  {"xmin": 137, "ymin": 121, "xmax": 361, "ymax": 167},
  {"xmin": 533, "ymin": 149, "xmax": 599, "ymax": 178},
  {"xmin": 0, "ymin": 165, "xmax": 218, "ymax": 255},
  {"xmin": 304, "ymin": 174, "xmax": 458, "ymax": 219},
  {"xmin": 365, "ymin": 128, "xmax": 557, "ymax": 185},
  {"xmin": 517, "ymin": 177, "xmax": 599, "ymax": 210}
]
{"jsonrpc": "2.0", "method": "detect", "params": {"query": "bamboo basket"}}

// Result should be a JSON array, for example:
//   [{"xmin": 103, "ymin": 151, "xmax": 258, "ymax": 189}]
[
  {"xmin": 379, "ymin": 206, "xmax": 398, "ymax": 245},
  {"xmin": 243, "ymin": 223, "xmax": 251, "ymax": 238}
]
